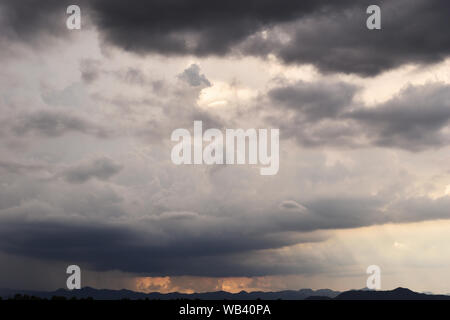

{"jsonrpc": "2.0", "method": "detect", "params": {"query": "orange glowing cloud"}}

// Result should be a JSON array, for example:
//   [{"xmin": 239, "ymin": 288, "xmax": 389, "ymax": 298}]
[{"xmin": 134, "ymin": 276, "xmax": 277, "ymax": 294}]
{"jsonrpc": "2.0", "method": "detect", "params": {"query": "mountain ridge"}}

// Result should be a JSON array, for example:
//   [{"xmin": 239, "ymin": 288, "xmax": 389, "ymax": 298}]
[
  {"xmin": 2, "ymin": 286, "xmax": 449, "ymax": 300},
  {"xmin": 0, "ymin": 287, "xmax": 339, "ymax": 300}
]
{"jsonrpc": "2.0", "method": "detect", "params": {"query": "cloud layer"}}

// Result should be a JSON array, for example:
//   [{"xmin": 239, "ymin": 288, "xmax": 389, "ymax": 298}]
[
  {"xmin": 2, "ymin": 0, "xmax": 450, "ymax": 75},
  {"xmin": 1, "ymin": 0, "xmax": 450, "ymax": 292}
]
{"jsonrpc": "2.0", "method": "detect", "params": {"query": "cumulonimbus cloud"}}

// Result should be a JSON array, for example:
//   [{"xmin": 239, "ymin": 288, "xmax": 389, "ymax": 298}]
[{"xmin": 2, "ymin": 0, "xmax": 450, "ymax": 76}]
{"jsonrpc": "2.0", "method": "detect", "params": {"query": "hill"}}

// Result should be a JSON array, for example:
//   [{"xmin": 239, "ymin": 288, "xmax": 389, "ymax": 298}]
[{"xmin": 0, "ymin": 287, "xmax": 340, "ymax": 300}]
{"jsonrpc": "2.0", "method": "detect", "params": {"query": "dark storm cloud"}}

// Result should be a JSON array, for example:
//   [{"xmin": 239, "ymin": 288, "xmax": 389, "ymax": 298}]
[
  {"xmin": 268, "ymin": 81, "xmax": 450, "ymax": 151},
  {"xmin": 1, "ymin": 191, "xmax": 450, "ymax": 276},
  {"xmin": 269, "ymin": 80, "xmax": 358, "ymax": 121},
  {"xmin": 0, "ymin": 0, "xmax": 352, "ymax": 50},
  {"xmin": 266, "ymin": 79, "xmax": 362, "ymax": 147},
  {"xmin": 8, "ymin": 110, "xmax": 112, "ymax": 138},
  {"xmin": 265, "ymin": 0, "xmax": 450, "ymax": 76},
  {"xmin": 71, "ymin": 0, "xmax": 450, "ymax": 75},
  {"xmin": 0, "ymin": 209, "xmax": 322, "ymax": 276},
  {"xmin": 345, "ymin": 83, "xmax": 450, "ymax": 151},
  {"xmin": 7, "ymin": 1, "xmax": 450, "ymax": 75},
  {"xmin": 62, "ymin": 157, "xmax": 123, "ymax": 184},
  {"xmin": 87, "ymin": 0, "xmax": 355, "ymax": 56},
  {"xmin": 3, "ymin": 0, "xmax": 450, "ymax": 284},
  {"xmin": 0, "ymin": 0, "xmax": 76, "ymax": 46},
  {"xmin": 389, "ymin": 196, "xmax": 450, "ymax": 223}
]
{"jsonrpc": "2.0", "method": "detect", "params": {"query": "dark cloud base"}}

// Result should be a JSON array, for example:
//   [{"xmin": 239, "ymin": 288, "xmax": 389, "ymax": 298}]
[
  {"xmin": 268, "ymin": 81, "xmax": 450, "ymax": 151},
  {"xmin": 1, "ymin": 193, "xmax": 450, "ymax": 277},
  {"xmin": 2, "ymin": 0, "xmax": 450, "ymax": 75}
]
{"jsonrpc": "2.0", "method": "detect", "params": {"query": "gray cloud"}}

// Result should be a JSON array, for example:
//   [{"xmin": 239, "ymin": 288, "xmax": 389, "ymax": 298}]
[
  {"xmin": 79, "ymin": 59, "xmax": 102, "ymax": 83},
  {"xmin": 8, "ymin": 110, "xmax": 112, "ymax": 138},
  {"xmin": 87, "ymin": 0, "xmax": 355, "ymax": 56},
  {"xmin": 0, "ymin": 0, "xmax": 78, "ymax": 53},
  {"xmin": 0, "ymin": 204, "xmax": 324, "ymax": 276},
  {"xmin": 178, "ymin": 64, "xmax": 211, "ymax": 87},
  {"xmin": 269, "ymin": 80, "xmax": 358, "ymax": 121},
  {"xmin": 1, "ymin": 163, "xmax": 450, "ymax": 279},
  {"xmin": 79, "ymin": 59, "xmax": 163, "ymax": 89},
  {"xmin": 62, "ymin": 157, "xmax": 123, "ymax": 184},
  {"xmin": 268, "ymin": 81, "xmax": 450, "ymax": 151},
  {"xmin": 4, "ymin": 0, "xmax": 450, "ymax": 75},
  {"xmin": 0, "ymin": 160, "xmax": 45, "ymax": 175},
  {"xmin": 0, "ymin": 192, "xmax": 449, "ymax": 277},
  {"xmin": 279, "ymin": 200, "xmax": 307, "ymax": 211},
  {"xmin": 3, "ymin": 0, "xmax": 450, "ymax": 290},
  {"xmin": 243, "ymin": 0, "xmax": 450, "ymax": 76},
  {"xmin": 346, "ymin": 83, "xmax": 450, "ymax": 151}
]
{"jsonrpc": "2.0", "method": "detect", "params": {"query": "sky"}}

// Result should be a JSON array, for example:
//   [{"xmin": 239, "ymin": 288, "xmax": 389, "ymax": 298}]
[{"xmin": 1, "ymin": 0, "xmax": 450, "ymax": 294}]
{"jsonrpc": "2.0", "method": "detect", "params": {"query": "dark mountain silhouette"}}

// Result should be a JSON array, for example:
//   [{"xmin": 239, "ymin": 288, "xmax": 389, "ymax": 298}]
[
  {"xmin": 304, "ymin": 295, "xmax": 333, "ymax": 300},
  {"xmin": 334, "ymin": 287, "xmax": 450, "ymax": 300},
  {"xmin": 0, "ymin": 287, "xmax": 340, "ymax": 300},
  {"xmin": 2, "ymin": 286, "xmax": 449, "ymax": 300}
]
